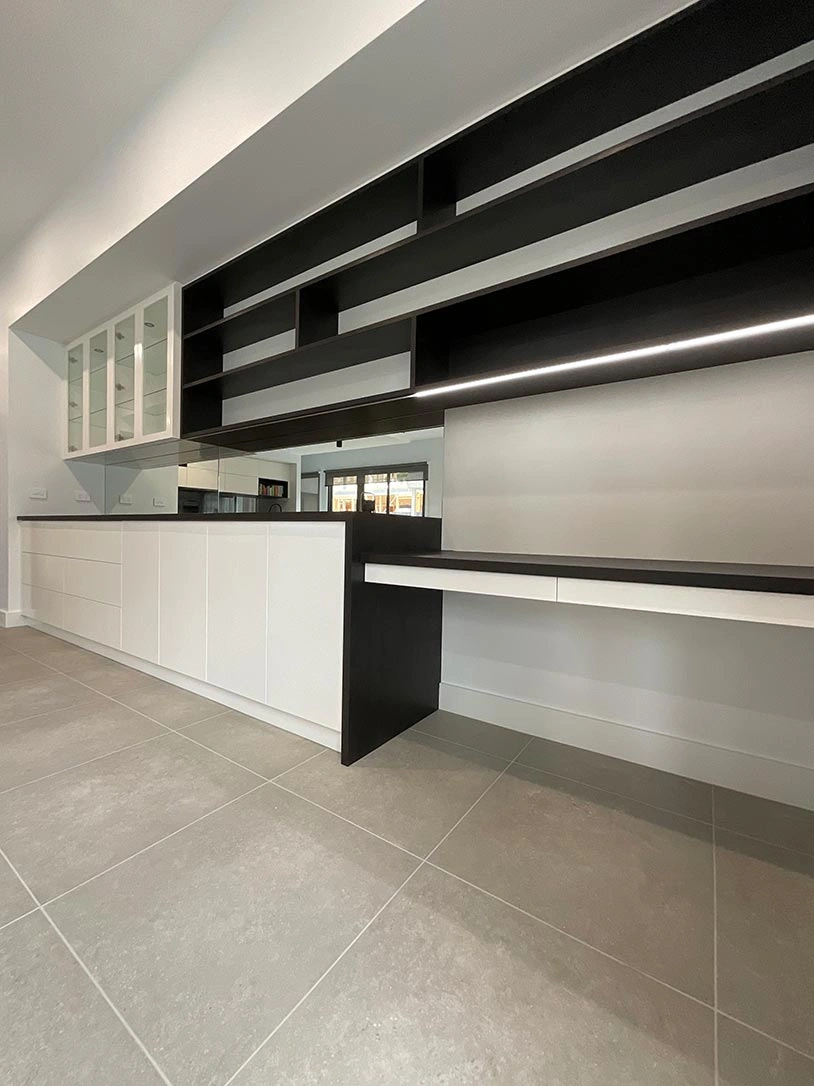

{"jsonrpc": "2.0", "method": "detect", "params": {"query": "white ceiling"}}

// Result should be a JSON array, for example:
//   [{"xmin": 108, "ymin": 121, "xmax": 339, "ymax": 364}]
[
  {"xmin": 0, "ymin": 0, "xmax": 242, "ymax": 257},
  {"xmin": 16, "ymin": 0, "xmax": 698, "ymax": 342}
]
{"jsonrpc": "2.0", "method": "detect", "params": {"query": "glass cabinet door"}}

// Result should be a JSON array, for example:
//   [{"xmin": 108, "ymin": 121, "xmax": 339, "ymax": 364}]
[
  {"xmin": 142, "ymin": 295, "xmax": 169, "ymax": 436},
  {"xmin": 88, "ymin": 329, "xmax": 108, "ymax": 448},
  {"xmin": 67, "ymin": 343, "xmax": 84, "ymax": 453},
  {"xmin": 114, "ymin": 314, "xmax": 136, "ymax": 442}
]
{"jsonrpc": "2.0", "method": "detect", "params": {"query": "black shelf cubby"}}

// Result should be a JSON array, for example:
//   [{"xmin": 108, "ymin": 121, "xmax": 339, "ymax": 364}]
[
  {"xmin": 182, "ymin": 161, "xmax": 421, "ymax": 336},
  {"xmin": 413, "ymin": 192, "xmax": 814, "ymax": 393}
]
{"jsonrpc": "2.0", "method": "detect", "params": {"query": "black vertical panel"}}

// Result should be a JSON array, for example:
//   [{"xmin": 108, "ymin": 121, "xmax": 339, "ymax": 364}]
[{"xmin": 342, "ymin": 514, "xmax": 442, "ymax": 765}]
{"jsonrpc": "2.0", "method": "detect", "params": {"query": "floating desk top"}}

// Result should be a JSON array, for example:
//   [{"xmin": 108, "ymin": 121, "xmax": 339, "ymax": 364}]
[{"xmin": 363, "ymin": 551, "xmax": 814, "ymax": 628}]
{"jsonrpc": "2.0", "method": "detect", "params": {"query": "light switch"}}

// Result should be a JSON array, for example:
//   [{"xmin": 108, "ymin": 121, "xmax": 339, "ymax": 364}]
[
  {"xmin": 28, "ymin": 488, "xmax": 48, "ymax": 500},
  {"xmin": 74, "ymin": 490, "xmax": 91, "ymax": 503}
]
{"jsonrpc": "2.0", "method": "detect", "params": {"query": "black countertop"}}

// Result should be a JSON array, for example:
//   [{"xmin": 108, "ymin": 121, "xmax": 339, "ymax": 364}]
[
  {"xmin": 18, "ymin": 512, "xmax": 363, "ymax": 523},
  {"xmin": 363, "ymin": 550, "xmax": 814, "ymax": 595}
]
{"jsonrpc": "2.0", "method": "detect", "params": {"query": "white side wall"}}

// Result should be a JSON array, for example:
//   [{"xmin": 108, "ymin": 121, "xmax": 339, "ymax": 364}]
[
  {"xmin": 5, "ymin": 332, "xmax": 106, "ymax": 617},
  {"xmin": 440, "ymin": 356, "xmax": 814, "ymax": 808}
]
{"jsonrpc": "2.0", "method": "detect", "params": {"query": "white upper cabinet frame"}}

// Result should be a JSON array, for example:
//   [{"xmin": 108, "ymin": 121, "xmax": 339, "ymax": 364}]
[{"xmin": 65, "ymin": 283, "xmax": 181, "ymax": 459}]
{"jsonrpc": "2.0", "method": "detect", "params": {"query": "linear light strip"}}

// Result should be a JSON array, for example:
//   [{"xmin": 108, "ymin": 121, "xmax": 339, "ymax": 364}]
[{"xmin": 412, "ymin": 313, "xmax": 814, "ymax": 399}]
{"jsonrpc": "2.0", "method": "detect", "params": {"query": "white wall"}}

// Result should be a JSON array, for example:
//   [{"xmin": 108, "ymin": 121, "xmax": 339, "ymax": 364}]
[
  {"xmin": 440, "ymin": 355, "xmax": 814, "ymax": 808},
  {"xmin": 5, "ymin": 331, "xmax": 106, "ymax": 618},
  {"xmin": 301, "ymin": 433, "xmax": 444, "ymax": 516},
  {"xmin": 443, "ymin": 355, "xmax": 814, "ymax": 563}
]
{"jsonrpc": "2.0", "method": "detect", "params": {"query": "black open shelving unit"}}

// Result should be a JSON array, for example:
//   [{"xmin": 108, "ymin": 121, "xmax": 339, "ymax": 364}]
[{"xmin": 181, "ymin": 0, "xmax": 814, "ymax": 449}]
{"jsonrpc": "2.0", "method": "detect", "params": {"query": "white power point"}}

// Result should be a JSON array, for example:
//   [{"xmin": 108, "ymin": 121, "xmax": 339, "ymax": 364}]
[
  {"xmin": 152, "ymin": 496, "xmax": 167, "ymax": 508},
  {"xmin": 74, "ymin": 490, "xmax": 91, "ymax": 503},
  {"xmin": 119, "ymin": 495, "xmax": 134, "ymax": 506},
  {"xmin": 28, "ymin": 488, "xmax": 48, "ymax": 500}
]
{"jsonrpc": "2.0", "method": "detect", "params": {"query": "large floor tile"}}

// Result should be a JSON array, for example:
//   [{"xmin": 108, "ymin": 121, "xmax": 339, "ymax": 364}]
[
  {"xmin": 715, "ymin": 787, "xmax": 814, "ymax": 857},
  {"xmin": 0, "ymin": 628, "xmax": 67, "ymax": 658},
  {"xmin": 234, "ymin": 864, "xmax": 714, "ymax": 1086},
  {"xmin": 0, "ymin": 733, "xmax": 260, "ymax": 901},
  {"xmin": 278, "ymin": 730, "xmax": 508, "ymax": 856},
  {"xmin": 0, "ymin": 652, "xmax": 54, "ymax": 688},
  {"xmin": 0, "ymin": 853, "xmax": 33, "ymax": 928},
  {"xmin": 100, "ymin": 673, "xmax": 224, "ymax": 728},
  {"xmin": 181, "ymin": 710, "xmax": 321, "ymax": 778},
  {"xmin": 717, "ymin": 1016, "xmax": 814, "ymax": 1085},
  {"xmin": 413, "ymin": 709, "xmax": 529, "ymax": 759},
  {"xmin": 432, "ymin": 763, "xmax": 714, "ymax": 1001},
  {"xmin": 0, "ymin": 700, "xmax": 166, "ymax": 793},
  {"xmin": 518, "ymin": 736, "xmax": 712, "ymax": 821},
  {"xmin": 716, "ymin": 830, "xmax": 814, "ymax": 1057},
  {"xmin": 49, "ymin": 786, "xmax": 418, "ymax": 1086},
  {"xmin": 0, "ymin": 911, "xmax": 165, "ymax": 1085},
  {"xmin": 0, "ymin": 672, "xmax": 98, "ymax": 727}
]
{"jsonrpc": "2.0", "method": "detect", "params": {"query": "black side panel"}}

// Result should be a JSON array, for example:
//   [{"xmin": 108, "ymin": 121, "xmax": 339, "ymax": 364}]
[{"xmin": 342, "ymin": 515, "xmax": 442, "ymax": 765}]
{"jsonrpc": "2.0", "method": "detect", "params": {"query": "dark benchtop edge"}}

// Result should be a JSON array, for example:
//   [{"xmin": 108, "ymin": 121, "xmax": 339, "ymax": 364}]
[
  {"xmin": 363, "ymin": 551, "xmax": 814, "ymax": 594},
  {"xmin": 18, "ymin": 513, "xmax": 442, "ymax": 524}
]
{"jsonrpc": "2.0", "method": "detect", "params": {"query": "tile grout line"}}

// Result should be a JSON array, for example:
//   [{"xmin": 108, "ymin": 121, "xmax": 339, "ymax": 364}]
[
  {"xmin": 716, "ymin": 1010, "xmax": 814, "ymax": 1064},
  {"xmin": 0, "ymin": 842, "xmax": 176, "ymax": 1086},
  {"xmin": 220, "ymin": 861, "xmax": 425, "ymax": 1086},
  {"xmin": 422, "ymin": 857, "xmax": 718, "ymax": 1012},
  {"xmin": 712, "ymin": 788, "xmax": 719, "ymax": 1086},
  {"xmin": 425, "ymin": 734, "xmax": 536, "ymax": 863},
  {"xmin": 41, "ymin": 781, "xmax": 270, "ymax": 907},
  {"xmin": 0, "ymin": 906, "xmax": 39, "ymax": 934},
  {"xmin": 0, "ymin": 732, "xmax": 168, "ymax": 798},
  {"xmin": 272, "ymin": 777, "xmax": 424, "ymax": 863}
]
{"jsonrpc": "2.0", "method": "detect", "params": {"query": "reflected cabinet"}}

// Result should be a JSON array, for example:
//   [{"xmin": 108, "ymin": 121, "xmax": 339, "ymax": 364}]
[{"xmin": 65, "ymin": 284, "xmax": 180, "ymax": 457}]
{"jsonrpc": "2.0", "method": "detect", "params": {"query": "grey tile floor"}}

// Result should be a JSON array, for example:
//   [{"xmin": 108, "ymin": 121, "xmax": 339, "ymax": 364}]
[{"xmin": 0, "ymin": 627, "xmax": 812, "ymax": 1085}]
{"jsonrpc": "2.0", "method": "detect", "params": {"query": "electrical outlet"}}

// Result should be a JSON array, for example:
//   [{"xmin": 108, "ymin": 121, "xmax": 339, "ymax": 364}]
[
  {"xmin": 74, "ymin": 490, "xmax": 91, "ymax": 503},
  {"xmin": 152, "ymin": 496, "xmax": 167, "ymax": 508},
  {"xmin": 28, "ymin": 488, "xmax": 48, "ymax": 500},
  {"xmin": 119, "ymin": 495, "xmax": 134, "ymax": 506}
]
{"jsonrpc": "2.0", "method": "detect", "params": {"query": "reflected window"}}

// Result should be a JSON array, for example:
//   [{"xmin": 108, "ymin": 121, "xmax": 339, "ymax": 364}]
[{"xmin": 326, "ymin": 464, "xmax": 427, "ymax": 516}]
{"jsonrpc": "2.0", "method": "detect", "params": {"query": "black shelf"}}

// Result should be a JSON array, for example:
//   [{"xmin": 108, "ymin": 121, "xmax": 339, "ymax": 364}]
[
  {"xmin": 184, "ymin": 388, "xmax": 443, "ymax": 453},
  {"xmin": 183, "ymin": 316, "xmax": 414, "ymax": 399},
  {"xmin": 179, "ymin": 0, "xmax": 814, "ymax": 451}
]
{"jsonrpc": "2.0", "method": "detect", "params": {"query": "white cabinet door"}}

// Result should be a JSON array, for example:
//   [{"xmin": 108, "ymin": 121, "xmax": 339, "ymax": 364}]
[
  {"xmin": 159, "ymin": 524, "xmax": 207, "ymax": 679},
  {"xmin": 122, "ymin": 525, "xmax": 160, "ymax": 661},
  {"xmin": 207, "ymin": 523, "xmax": 268, "ymax": 701},
  {"xmin": 266, "ymin": 523, "xmax": 345, "ymax": 731}
]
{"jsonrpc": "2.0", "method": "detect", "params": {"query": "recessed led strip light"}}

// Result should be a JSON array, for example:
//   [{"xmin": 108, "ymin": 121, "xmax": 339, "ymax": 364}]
[{"xmin": 412, "ymin": 313, "xmax": 814, "ymax": 399}]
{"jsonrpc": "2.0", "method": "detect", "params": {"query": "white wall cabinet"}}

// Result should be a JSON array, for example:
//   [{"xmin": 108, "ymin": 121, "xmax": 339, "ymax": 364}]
[{"xmin": 66, "ymin": 284, "xmax": 181, "ymax": 458}]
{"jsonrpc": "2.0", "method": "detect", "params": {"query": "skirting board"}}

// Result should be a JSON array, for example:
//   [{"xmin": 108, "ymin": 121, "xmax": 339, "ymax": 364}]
[
  {"xmin": 24, "ymin": 619, "xmax": 340, "ymax": 752},
  {"xmin": 0, "ymin": 610, "xmax": 26, "ymax": 629},
  {"xmin": 439, "ymin": 682, "xmax": 814, "ymax": 812}
]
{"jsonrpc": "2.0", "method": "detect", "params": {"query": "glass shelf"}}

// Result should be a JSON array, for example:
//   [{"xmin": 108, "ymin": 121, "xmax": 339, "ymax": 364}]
[
  {"xmin": 67, "ymin": 342, "xmax": 84, "ymax": 451},
  {"xmin": 143, "ymin": 296, "xmax": 169, "ymax": 436},
  {"xmin": 88, "ymin": 329, "xmax": 108, "ymax": 447},
  {"xmin": 114, "ymin": 314, "xmax": 136, "ymax": 442}
]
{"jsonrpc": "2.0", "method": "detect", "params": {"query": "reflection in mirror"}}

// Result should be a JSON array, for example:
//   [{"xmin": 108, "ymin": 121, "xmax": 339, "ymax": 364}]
[{"xmin": 103, "ymin": 427, "xmax": 443, "ymax": 517}]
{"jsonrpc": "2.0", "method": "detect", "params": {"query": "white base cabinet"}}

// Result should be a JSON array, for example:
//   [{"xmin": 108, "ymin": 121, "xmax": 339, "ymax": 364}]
[{"xmin": 20, "ymin": 519, "xmax": 346, "ymax": 738}]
